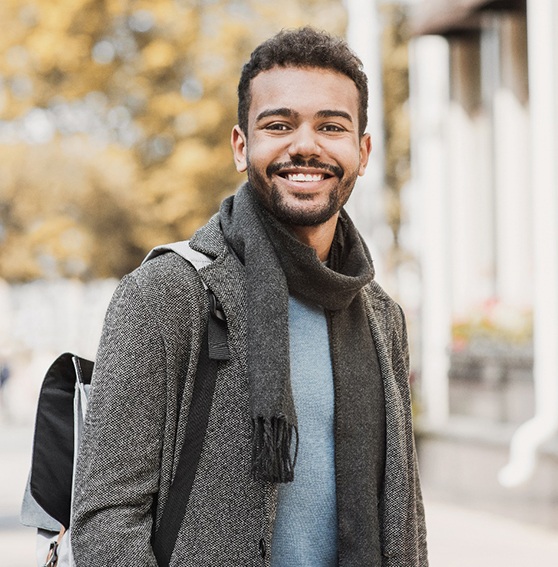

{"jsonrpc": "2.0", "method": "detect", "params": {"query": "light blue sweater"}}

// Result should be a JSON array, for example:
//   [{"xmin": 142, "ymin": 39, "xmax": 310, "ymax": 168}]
[{"xmin": 271, "ymin": 295, "xmax": 338, "ymax": 566}]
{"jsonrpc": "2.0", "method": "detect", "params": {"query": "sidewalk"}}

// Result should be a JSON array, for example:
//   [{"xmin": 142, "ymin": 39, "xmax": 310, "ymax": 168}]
[
  {"xmin": 424, "ymin": 492, "xmax": 558, "ymax": 566},
  {"xmin": 0, "ymin": 423, "xmax": 36, "ymax": 567},
  {"xmin": 2, "ymin": 422, "xmax": 558, "ymax": 566}
]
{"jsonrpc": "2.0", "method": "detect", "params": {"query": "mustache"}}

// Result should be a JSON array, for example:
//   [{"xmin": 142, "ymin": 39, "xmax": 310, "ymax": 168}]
[{"xmin": 266, "ymin": 158, "xmax": 343, "ymax": 178}]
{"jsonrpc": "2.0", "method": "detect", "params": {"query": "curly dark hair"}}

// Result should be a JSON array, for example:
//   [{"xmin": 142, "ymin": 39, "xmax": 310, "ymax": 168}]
[{"xmin": 237, "ymin": 27, "xmax": 369, "ymax": 137}]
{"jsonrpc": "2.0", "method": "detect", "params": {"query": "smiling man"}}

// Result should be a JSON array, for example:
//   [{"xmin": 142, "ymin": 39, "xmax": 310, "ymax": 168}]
[
  {"xmin": 72, "ymin": 27, "xmax": 428, "ymax": 567},
  {"xmin": 232, "ymin": 65, "xmax": 370, "ymax": 259}
]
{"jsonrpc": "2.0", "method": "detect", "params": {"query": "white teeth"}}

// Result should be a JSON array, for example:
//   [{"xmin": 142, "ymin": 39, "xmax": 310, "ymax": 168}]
[{"xmin": 286, "ymin": 173, "xmax": 324, "ymax": 182}]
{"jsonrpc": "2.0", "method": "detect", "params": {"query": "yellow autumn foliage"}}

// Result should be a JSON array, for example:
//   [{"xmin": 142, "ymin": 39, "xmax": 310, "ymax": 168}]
[
  {"xmin": 141, "ymin": 39, "xmax": 176, "ymax": 71},
  {"xmin": 0, "ymin": 0, "xmax": 346, "ymax": 281}
]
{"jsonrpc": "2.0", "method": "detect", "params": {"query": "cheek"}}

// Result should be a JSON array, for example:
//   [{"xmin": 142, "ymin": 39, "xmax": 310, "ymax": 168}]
[
  {"xmin": 321, "ymin": 140, "xmax": 361, "ymax": 164},
  {"xmin": 246, "ymin": 148, "xmax": 273, "ymax": 174},
  {"xmin": 249, "ymin": 135, "xmax": 288, "ymax": 163}
]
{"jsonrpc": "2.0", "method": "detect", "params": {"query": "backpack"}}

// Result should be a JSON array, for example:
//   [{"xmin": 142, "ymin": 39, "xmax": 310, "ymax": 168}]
[{"xmin": 20, "ymin": 241, "xmax": 229, "ymax": 567}]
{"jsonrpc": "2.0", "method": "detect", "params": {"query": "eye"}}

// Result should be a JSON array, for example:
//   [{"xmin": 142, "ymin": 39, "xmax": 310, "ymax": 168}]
[
  {"xmin": 320, "ymin": 123, "xmax": 346, "ymax": 133},
  {"xmin": 263, "ymin": 122, "xmax": 291, "ymax": 132}
]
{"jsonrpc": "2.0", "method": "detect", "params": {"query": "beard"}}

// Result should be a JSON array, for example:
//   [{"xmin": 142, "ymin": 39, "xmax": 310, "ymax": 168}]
[{"xmin": 247, "ymin": 158, "xmax": 359, "ymax": 227}]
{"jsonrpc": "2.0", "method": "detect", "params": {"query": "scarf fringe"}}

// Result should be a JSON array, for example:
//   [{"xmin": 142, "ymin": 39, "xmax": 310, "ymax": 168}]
[{"xmin": 251, "ymin": 416, "xmax": 298, "ymax": 483}]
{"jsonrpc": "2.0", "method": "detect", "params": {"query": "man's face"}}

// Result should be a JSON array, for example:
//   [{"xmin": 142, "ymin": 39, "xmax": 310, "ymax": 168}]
[{"xmin": 231, "ymin": 66, "xmax": 371, "ymax": 227}]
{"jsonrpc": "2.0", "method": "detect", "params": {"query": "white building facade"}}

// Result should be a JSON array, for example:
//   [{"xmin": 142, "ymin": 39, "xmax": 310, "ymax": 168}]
[{"xmin": 407, "ymin": 0, "xmax": 558, "ymax": 527}]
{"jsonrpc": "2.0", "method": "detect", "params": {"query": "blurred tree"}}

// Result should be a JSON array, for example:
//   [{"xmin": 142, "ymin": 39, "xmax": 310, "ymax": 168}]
[
  {"xmin": 0, "ymin": 0, "xmax": 346, "ymax": 281},
  {"xmin": 0, "ymin": 141, "xmax": 140, "ymax": 279},
  {"xmin": 380, "ymin": 2, "xmax": 411, "ymax": 271}
]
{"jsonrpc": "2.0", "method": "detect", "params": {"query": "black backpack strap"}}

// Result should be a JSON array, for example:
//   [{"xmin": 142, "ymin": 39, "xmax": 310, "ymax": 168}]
[
  {"xmin": 152, "ymin": 292, "xmax": 228, "ymax": 566},
  {"xmin": 144, "ymin": 242, "xmax": 230, "ymax": 566}
]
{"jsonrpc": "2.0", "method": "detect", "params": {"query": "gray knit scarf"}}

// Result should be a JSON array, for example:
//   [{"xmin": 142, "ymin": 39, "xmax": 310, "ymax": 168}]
[{"xmin": 219, "ymin": 184, "xmax": 384, "ymax": 489}]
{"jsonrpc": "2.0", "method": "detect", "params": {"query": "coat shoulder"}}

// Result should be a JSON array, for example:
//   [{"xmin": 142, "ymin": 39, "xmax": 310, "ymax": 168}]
[{"xmin": 363, "ymin": 280, "xmax": 405, "ymax": 324}]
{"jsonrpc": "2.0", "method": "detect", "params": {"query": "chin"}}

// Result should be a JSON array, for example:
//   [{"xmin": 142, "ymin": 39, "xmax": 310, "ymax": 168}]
[
  {"xmin": 247, "ymin": 173, "xmax": 345, "ymax": 226},
  {"xmin": 271, "ymin": 201, "xmax": 338, "ymax": 227}
]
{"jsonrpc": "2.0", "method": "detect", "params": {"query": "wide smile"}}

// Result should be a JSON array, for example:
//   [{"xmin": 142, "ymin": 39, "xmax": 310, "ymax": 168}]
[{"xmin": 274, "ymin": 168, "xmax": 336, "ymax": 185}]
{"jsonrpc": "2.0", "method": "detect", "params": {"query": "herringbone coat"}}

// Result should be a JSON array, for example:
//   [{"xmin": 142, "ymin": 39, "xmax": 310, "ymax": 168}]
[{"xmin": 71, "ymin": 215, "xmax": 428, "ymax": 566}]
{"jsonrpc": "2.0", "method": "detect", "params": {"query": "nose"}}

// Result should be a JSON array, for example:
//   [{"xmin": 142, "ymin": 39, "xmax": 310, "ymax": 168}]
[{"xmin": 288, "ymin": 124, "xmax": 320, "ymax": 159}]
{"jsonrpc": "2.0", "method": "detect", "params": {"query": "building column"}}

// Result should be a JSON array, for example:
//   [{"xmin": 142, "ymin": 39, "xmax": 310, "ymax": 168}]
[
  {"xmin": 409, "ymin": 34, "xmax": 451, "ymax": 427},
  {"xmin": 500, "ymin": 0, "xmax": 558, "ymax": 487},
  {"xmin": 493, "ymin": 13, "xmax": 531, "ymax": 307},
  {"xmin": 447, "ymin": 35, "xmax": 496, "ymax": 317}
]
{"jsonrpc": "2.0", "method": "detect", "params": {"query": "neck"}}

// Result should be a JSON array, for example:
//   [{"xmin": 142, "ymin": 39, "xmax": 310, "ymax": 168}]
[{"xmin": 289, "ymin": 214, "xmax": 339, "ymax": 262}]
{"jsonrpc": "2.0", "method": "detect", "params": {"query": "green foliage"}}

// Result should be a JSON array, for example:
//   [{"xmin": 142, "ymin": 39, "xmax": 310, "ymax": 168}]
[{"xmin": 0, "ymin": 0, "xmax": 346, "ymax": 281}]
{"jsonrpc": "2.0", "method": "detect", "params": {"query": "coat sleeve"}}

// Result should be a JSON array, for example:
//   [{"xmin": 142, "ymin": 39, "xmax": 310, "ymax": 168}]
[
  {"xmin": 394, "ymin": 304, "xmax": 429, "ymax": 566},
  {"xmin": 71, "ymin": 273, "xmax": 168, "ymax": 566}
]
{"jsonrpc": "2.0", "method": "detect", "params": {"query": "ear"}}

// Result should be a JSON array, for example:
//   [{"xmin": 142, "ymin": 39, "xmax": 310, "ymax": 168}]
[
  {"xmin": 231, "ymin": 125, "xmax": 248, "ymax": 173},
  {"xmin": 358, "ymin": 133, "xmax": 372, "ymax": 176}
]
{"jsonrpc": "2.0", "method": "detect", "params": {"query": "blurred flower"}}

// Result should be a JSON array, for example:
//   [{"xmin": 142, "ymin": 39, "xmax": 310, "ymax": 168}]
[{"xmin": 451, "ymin": 298, "xmax": 533, "ymax": 351}]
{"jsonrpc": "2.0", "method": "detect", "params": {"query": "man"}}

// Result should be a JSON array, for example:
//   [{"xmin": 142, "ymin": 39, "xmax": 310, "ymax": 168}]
[{"xmin": 72, "ymin": 27, "xmax": 428, "ymax": 566}]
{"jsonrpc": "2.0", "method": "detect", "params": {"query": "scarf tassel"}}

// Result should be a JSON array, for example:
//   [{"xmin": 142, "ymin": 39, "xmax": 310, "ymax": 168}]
[{"xmin": 251, "ymin": 415, "xmax": 298, "ymax": 483}]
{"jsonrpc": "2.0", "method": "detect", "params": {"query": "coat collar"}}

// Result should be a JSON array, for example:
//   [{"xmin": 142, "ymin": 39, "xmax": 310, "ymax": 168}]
[{"xmin": 189, "ymin": 213, "xmax": 246, "ymax": 330}]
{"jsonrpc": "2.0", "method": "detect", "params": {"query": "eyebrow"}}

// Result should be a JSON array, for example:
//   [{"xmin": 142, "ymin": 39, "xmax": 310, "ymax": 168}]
[
  {"xmin": 255, "ymin": 108, "xmax": 354, "ymax": 123},
  {"xmin": 255, "ymin": 108, "xmax": 298, "ymax": 122},
  {"xmin": 315, "ymin": 109, "xmax": 353, "ymax": 123}
]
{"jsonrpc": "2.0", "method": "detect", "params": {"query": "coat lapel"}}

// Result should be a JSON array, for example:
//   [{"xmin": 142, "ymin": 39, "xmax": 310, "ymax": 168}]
[{"xmin": 362, "ymin": 284, "xmax": 412, "ymax": 556}]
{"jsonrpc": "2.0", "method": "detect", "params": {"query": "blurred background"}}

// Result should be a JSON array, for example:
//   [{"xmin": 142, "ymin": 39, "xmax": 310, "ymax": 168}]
[{"xmin": 2, "ymin": 0, "xmax": 558, "ymax": 564}]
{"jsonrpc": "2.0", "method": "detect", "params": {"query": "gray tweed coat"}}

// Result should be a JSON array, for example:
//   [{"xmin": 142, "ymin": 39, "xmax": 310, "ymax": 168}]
[{"xmin": 71, "ymin": 215, "xmax": 427, "ymax": 566}]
